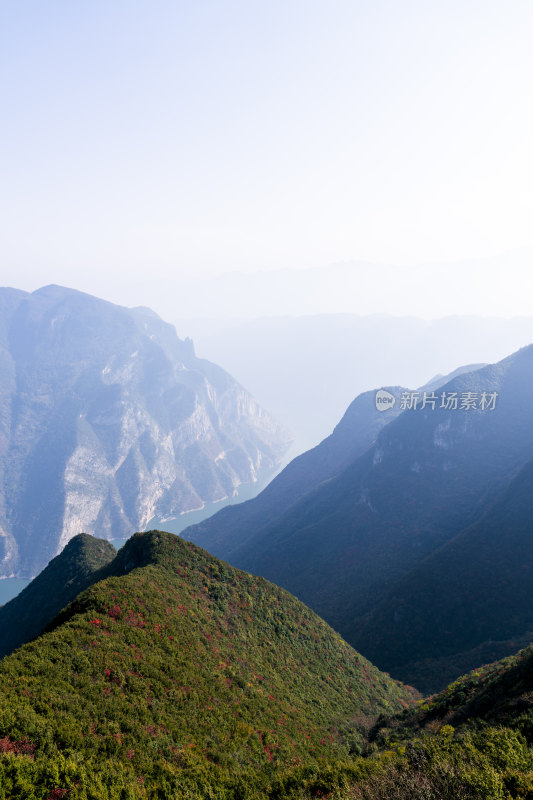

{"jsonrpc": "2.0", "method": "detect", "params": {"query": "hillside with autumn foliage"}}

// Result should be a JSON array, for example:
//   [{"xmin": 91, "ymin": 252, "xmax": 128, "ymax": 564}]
[{"xmin": 0, "ymin": 530, "xmax": 416, "ymax": 799}]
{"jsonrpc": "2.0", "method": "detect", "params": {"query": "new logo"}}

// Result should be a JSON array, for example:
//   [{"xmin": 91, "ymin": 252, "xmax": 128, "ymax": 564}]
[{"xmin": 375, "ymin": 389, "xmax": 396, "ymax": 412}]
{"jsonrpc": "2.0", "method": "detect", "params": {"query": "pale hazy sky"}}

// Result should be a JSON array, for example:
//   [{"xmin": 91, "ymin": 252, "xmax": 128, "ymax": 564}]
[{"xmin": 1, "ymin": 1, "xmax": 533, "ymax": 316}]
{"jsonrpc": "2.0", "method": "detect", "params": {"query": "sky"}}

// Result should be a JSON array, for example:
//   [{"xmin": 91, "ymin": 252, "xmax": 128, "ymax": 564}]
[{"xmin": 1, "ymin": 0, "xmax": 533, "ymax": 318}]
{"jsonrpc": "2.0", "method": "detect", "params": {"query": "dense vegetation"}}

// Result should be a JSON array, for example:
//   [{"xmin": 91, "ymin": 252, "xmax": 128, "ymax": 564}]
[
  {"xmin": 351, "ymin": 644, "xmax": 533, "ymax": 799},
  {"xmin": 0, "ymin": 531, "xmax": 415, "ymax": 799},
  {"xmin": 378, "ymin": 641, "xmax": 533, "ymax": 735},
  {"xmin": 3, "ymin": 530, "xmax": 533, "ymax": 798},
  {"xmin": 0, "ymin": 534, "xmax": 116, "ymax": 659}
]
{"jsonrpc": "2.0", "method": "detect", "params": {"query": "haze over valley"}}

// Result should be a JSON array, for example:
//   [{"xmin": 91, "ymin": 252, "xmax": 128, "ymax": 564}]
[{"xmin": 2, "ymin": 1, "xmax": 533, "ymax": 797}]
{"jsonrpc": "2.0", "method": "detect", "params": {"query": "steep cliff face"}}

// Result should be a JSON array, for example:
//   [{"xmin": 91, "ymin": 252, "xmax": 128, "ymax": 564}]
[{"xmin": 0, "ymin": 285, "xmax": 290, "ymax": 577}]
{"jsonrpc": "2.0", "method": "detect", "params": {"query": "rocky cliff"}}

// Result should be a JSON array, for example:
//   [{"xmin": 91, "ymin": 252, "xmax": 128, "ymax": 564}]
[{"xmin": 0, "ymin": 285, "xmax": 290, "ymax": 577}]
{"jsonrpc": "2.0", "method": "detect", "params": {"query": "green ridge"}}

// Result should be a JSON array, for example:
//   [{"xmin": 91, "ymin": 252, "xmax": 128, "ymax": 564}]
[
  {"xmin": 0, "ymin": 534, "xmax": 117, "ymax": 659},
  {"xmin": 0, "ymin": 530, "xmax": 415, "ymax": 799},
  {"xmin": 353, "ymin": 645, "xmax": 533, "ymax": 800}
]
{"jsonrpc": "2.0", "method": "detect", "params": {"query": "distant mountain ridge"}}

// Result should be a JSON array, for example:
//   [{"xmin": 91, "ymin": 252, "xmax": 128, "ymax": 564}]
[
  {"xmin": 182, "ymin": 345, "xmax": 533, "ymax": 691},
  {"xmin": 183, "ymin": 363, "xmax": 483, "ymax": 562},
  {"xmin": 184, "ymin": 384, "xmax": 408, "ymax": 562},
  {"xmin": 188, "ymin": 310, "xmax": 533, "ymax": 451},
  {"xmin": 0, "ymin": 285, "xmax": 290, "ymax": 578}
]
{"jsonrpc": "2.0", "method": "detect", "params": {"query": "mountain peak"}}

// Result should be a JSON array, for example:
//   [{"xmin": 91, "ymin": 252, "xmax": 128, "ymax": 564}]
[
  {"xmin": 0, "ymin": 527, "xmax": 416, "ymax": 797},
  {"xmin": 0, "ymin": 286, "xmax": 290, "ymax": 578},
  {"xmin": 0, "ymin": 533, "xmax": 116, "ymax": 658}
]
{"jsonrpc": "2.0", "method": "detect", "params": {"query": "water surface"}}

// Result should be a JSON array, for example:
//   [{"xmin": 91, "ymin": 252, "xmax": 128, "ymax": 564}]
[{"xmin": 0, "ymin": 578, "xmax": 31, "ymax": 605}]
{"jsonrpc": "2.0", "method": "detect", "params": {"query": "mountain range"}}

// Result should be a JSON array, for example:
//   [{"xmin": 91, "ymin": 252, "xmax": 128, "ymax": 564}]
[
  {"xmin": 2, "ymin": 283, "xmax": 533, "ymax": 795},
  {"xmin": 186, "ymin": 312, "xmax": 533, "ymax": 451},
  {"xmin": 0, "ymin": 285, "xmax": 290, "ymax": 578},
  {"xmin": 183, "ymin": 344, "xmax": 533, "ymax": 691}
]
